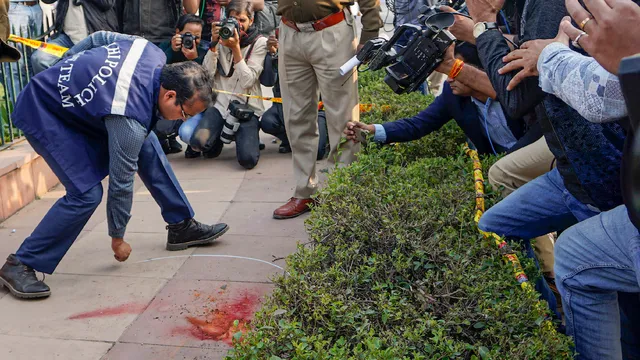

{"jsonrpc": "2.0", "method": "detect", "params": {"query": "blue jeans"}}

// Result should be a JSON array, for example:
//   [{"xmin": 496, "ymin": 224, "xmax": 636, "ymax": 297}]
[
  {"xmin": 62, "ymin": 31, "xmax": 139, "ymax": 59},
  {"xmin": 260, "ymin": 103, "xmax": 329, "ymax": 160},
  {"xmin": 555, "ymin": 205, "xmax": 640, "ymax": 360},
  {"xmin": 479, "ymin": 168, "xmax": 600, "ymax": 239},
  {"xmin": 31, "ymin": 32, "xmax": 74, "ymax": 74},
  {"xmin": 3, "ymin": 3, "xmax": 42, "ymax": 99},
  {"xmin": 478, "ymin": 168, "xmax": 601, "ymax": 319},
  {"xmin": 31, "ymin": 31, "xmax": 140, "ymax": 74}
]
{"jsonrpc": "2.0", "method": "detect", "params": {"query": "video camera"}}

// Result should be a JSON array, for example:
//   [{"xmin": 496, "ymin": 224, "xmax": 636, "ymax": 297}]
[
  {"xmin": 220, "ymin": 100, "xmax": 254, "ymax": 144},
  {"xmin": 181, "ymin": 32, "xmax": 197, "ymax": 50},
  {"xmin": 340, "ymin": 1, "xmax": 463, "ymax": 94}
]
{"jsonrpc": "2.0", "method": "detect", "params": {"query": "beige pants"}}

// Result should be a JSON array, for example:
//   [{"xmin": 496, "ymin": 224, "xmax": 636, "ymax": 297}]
[
  {"xmin": 488, "ymin": 136, "xmax": 557, "ymax": 273},
  {"xmin": 278, "ymin": 14, "xmax": 360, "ymax": 199}
]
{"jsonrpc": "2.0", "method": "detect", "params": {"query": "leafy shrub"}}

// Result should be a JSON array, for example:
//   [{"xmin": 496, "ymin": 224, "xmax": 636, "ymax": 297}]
[
  {"xmin": 227, "ymin": 71, "xmax": 573, "ymax": 359},
  {"xmin": 358, "ymin": 71, "xmax": 467, "ymax": 161}
]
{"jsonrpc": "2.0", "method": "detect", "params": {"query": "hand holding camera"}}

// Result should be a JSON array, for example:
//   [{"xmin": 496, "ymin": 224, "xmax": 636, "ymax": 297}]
[
  {"xmin": 172, "ymin": 31, "xmax": 199, "ymax": 60},
  {"xmin": 171, "ymin": 33, "xmax": 183, "ymax": 52},
  {"xmin": 435, "ymin": 43, "xmax": 456, "ymax": 74},
  {"xmin": 440, "ymin": 5, "xmax": 475, "ymax": 44},
  {"xmin": 344, "ymin": 121, "xmax": 375, "ymax": 143},
  {"xmin": 267, "ymin": 35, "xmax": 278, "ymax": 55},
  {"xmin": 465, "ymin": 0, "xmax": 505, "ymax": 22}
]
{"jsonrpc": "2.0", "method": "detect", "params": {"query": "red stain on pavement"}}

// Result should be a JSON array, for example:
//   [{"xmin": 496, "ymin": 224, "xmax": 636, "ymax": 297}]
[
  {"xmin": 67, "ymin": 302, "xmax": 149, "ymax": 320},
  {"xmin": 172, "ymin": 290, "xmax": 262, "ymax": 345}
]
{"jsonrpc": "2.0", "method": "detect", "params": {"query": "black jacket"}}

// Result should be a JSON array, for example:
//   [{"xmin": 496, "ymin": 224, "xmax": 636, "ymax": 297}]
[
  {"xmin": 117, "ymin": 0, "xmax": 182, "ymax": 44},
  {"xmin": 43, "ymin": 0, "xmax": 119, "ymax": 36}
]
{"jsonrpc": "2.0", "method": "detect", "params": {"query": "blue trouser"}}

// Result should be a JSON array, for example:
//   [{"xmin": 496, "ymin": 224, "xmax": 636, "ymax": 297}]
[
  {"xmin": 3, "ymin": 3, "xmax": 42, "ymax": 99},
  {"xmin": 16, "ymin": 132, "xmax": 193, "ymax": 274},
  {"xmin": 31, "ymin": 32, "xmax": 74, "ymax": 75},
  {"xmin": 555, "ymin": 205, "xmax": 640, "ymax": 359},
  {"xmin": 478, "ymin": 168, "xmax": 601, "ymax": 320}
]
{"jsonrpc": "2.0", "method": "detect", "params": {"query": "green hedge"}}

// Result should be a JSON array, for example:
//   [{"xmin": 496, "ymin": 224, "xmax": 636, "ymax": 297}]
[{"xmin": 227, "ymin": 72, "xmax": 573, "ymax": 359}]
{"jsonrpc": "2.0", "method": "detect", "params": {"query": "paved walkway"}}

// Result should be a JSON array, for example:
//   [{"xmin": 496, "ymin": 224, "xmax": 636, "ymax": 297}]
[{"xmin": 0, "ymin": 134, "xmax": 313, "ymax": 359}]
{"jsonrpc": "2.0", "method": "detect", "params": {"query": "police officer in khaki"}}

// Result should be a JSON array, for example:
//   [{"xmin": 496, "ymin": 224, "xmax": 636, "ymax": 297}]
[{"xmin": 273, "ymin": 0, "xmax": 382, "ymax": 219}]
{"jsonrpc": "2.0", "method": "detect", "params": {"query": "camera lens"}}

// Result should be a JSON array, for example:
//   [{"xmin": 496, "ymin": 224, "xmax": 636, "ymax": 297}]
[{"xmin": 182, "ymin": 32, "xmax": 194, "ymax": 49}]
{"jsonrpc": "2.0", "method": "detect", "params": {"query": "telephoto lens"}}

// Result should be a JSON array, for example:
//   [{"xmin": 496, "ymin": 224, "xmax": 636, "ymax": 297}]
[{"xmin": 220, "ymin": 116, "xmax": 240, "ymax": 144}]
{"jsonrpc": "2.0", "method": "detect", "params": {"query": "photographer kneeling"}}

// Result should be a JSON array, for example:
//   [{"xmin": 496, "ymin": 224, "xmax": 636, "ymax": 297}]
[
  {"xmin": 180, "ymin": 0, "xmax": 267, "ymax": 169},
  {"xmin": 345, "ymin": 44, "xmax": 538, "ymax": 155},
  {"xmin": 155, "ymin": 14, "xmax": 208, "ymax": 155}
]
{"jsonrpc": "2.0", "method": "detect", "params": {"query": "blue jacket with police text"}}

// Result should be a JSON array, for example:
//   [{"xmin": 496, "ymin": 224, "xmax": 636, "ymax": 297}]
[{"xmin": 13, "ymin": 39, "xmax": 166, "ymax": 194}]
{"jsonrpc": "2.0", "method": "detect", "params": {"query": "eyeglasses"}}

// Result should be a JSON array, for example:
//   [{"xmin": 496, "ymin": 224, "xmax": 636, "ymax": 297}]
[{"xmin": 180, "ymin": 104, "xmax": 192, "ymax": 120}]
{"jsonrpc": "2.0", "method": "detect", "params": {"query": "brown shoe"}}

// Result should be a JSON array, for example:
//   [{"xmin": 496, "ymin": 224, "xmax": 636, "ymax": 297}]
[{"xmin": 273, "ymin": 198, "xmax": 315, "ymax": 219}]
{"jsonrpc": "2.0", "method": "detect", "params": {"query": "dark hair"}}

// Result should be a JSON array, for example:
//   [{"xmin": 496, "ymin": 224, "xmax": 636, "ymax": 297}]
[
  {"xmin": 160, "ymin": 62, "xmax": 215, "ymax": 106},
  {"xmin": 176, "ymin": 14, "xmax": 204, "ymax": 32},
  {"xmin": 226, "ymin": 0, "xmax": 254, "ymax": 19},
  {"xmin": 454, "ymin": 42, "xmax": 483, "ymax": 70}
]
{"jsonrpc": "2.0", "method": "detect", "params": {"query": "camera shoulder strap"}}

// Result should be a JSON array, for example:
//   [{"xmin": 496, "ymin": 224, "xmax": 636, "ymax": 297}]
[{"xmin": 218, "ymin": 36, "xmax": 262, "ymax": 78}]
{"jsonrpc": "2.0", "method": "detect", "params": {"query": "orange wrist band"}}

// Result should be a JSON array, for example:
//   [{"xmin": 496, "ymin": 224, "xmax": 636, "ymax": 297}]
[{"xmin": 449, "ymin": 59, "xmax": 465, "ymax": 79}]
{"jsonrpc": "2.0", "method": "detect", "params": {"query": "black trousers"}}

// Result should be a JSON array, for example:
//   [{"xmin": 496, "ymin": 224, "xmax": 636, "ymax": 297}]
[
  {"xmin": 260, "ymin": 103, "xmax": 329, "ymax": 160},
  {"xmin": 189, "ymin": 106, "xmax": 261, "ymax": 169}
]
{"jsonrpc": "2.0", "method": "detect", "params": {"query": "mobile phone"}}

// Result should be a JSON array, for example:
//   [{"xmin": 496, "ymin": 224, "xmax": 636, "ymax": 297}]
[{"xmin": 355, "ymin": 128, "xmax": 369, "ymax": 144}]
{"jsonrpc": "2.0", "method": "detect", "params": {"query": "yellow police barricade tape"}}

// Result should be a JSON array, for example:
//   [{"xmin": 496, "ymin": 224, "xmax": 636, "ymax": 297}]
[
  {"xmin": 8, "ymin": 34, "xmax": 69, "ymax": 58},
  {"xmin": 465, "ymin": 145, "xmax": 559, "ymax": 335},
  {"xmin": 213, "ymin": 89, "xmax": 392, "ymax": 113}
]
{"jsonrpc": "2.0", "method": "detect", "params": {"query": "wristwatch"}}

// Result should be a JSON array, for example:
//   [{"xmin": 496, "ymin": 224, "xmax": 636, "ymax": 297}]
[{"xmin": 473, "ymin": 22, "xmax": 499, "ymax": 39}]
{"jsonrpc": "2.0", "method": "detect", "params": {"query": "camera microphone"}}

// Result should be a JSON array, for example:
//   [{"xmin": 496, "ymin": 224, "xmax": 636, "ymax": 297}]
[
  {"xmin": 339, "ymin": 34, "xmax": 390, "ymax": 76},
  {"xmin": 339, "ymin": 56, "xmax": 361, "ymax": 76}
]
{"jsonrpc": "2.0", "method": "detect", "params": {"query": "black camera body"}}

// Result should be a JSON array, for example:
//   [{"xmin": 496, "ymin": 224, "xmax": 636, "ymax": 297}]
[
  {"xmin": 181, "ymin": 32, "xmax": 196, "ymax": 50},
  {"xmin": 228, "ymin": 100, "xmax": 254, "ymax": 121},
  {"xmin": 342, "ymin": 23, "xmax": 455, "ymax": 94},
  {"xmin": 340, "ymin": 0, "xmax": 459, "ymax": 94},
  {"xmin": 219, "ymin": 17, "xmax": 241, "ymax": 40},
  {"xmin": 385, "ymin": 26, "xmax": 456, "ymax": 94}
]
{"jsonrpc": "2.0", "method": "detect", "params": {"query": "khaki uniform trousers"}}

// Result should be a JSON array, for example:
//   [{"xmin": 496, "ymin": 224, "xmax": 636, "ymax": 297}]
[
  {"xmin": 278, "ymin": 13, "xmax": 360, "ymax": 199},
  {"xmin": 489, "ymin": 136, "xmax": 557, "ymax": 273}
]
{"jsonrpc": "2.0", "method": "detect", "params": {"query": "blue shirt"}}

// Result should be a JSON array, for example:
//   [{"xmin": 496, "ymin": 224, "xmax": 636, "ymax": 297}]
[{"xmin": 470, "ymin": 97, "xmax": 518, "ymax": 150}]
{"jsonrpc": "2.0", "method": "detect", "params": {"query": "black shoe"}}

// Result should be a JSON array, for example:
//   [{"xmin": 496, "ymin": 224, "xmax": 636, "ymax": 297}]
[
  {"xmin": 168, "ymin": 137, "xmax": 183, "ymax": 153},
  {"xmin": 185, "ymin": 145, "xmax": 202, "ymax": 159},
  {"xmin": 166, "ymin": 219, "xmax": 229, "ymax": 251},
  {"xmin": 0, "ymin": 254, "xmax": 50, "ymax": 299},
  {"xmin": 160, "ymin": 139, "xmax": 172, "ymax": 155},
  {"xmin": 203, "ymin": 141, "xmax": 224, "ymax": 159},
  {"xmin": 259, "ymin": 141, "xmax": 266, "ymax": 151},
  {"xmin": 279, "ymin": 144, "xmax": 292, "ymax": 153}
]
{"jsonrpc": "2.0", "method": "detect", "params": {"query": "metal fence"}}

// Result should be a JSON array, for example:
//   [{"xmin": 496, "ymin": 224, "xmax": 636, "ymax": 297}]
[{"xmin": 0, "ymin": 10, "xmax": 55, "ymax": 150}]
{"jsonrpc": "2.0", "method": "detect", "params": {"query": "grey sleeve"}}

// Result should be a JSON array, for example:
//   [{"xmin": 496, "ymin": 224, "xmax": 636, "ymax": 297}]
[
  {"xmin": 538, "ymin": 43, "xmax": 627, "ymax": 123},
  {"xmin": 104, "ymin": 115, "xmax": 147, "ymax": 238}
]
